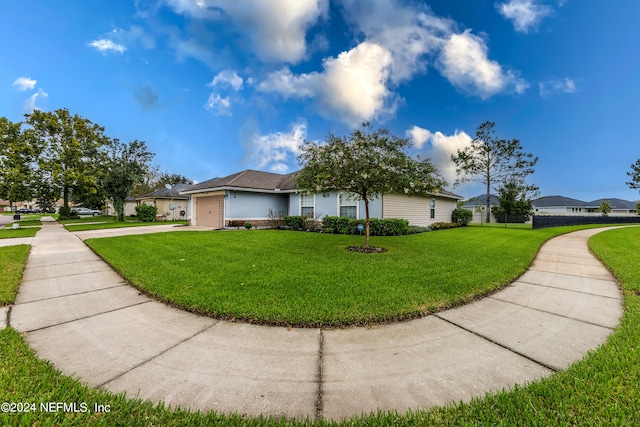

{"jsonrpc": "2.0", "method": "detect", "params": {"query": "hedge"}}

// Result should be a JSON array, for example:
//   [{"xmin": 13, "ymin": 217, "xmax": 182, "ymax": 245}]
[{"xmin": 321, "ymin": 216, "xmax": 409, "ymax": 236}]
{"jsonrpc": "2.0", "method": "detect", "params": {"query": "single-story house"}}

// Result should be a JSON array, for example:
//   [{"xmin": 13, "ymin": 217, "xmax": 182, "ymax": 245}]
[
  {"xmin": 180, "ymin": 169, "xmax": 463, "ymax": 228},
  {"xmin": 533, "ymin": 196, "xmax": 638, "ymax": 215},
  {"xmin": 104, "ymin": 196, "xmax": 137, "ymax": 217},
  {"xmin": 137, "ymin": 183, "xmax": 194, "ymax": 220}
]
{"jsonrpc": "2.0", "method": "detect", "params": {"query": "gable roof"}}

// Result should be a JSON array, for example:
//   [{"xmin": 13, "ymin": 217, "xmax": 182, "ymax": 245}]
[
  {"xmin": 137, "ymin": 183, "xmax": 194, "ymax": 199},
  {"xmin": 532, "ymin": 195, "xmax": 587, "ymax": 208},
  {"xmin": 182, "ymin": 169, "xmax": 462, "ymax": 199},
  {"xmin": 462, "ymin": 194, "xmax": 499, "ymax": 206},
  {"xmin": 182, "ymin": 170, "xmax": 296, "ymax": 194},
  {"xmin": 587, "ymin": 198, "xmax": 637, "ymax": 210}
]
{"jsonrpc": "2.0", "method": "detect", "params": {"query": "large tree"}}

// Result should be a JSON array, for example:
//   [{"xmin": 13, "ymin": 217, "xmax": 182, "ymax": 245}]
[
  {"xmin": 131, "ymin": 164, "xmax": 193, "ymax": 197},
  {"xmin": 451, "ymin": 121, "xmax": 538, "ymax": 223},
  {"xmin": 295, "ymin": 123, "xmax": 445, "ymax": 248},
  {"xmin": 101, "ymin": 139, "xmax": 154, "ymax": 221},
  {"xmin": 627, "ymin": 159, "xmax": 640, "ymax": 192},
  {"xmin": 0, "ymin": 117, "xmax": 35, "ymax": 208},
  {"xmin": 24, "ymin": 109, "xmax": 108, "ymax": 217}
]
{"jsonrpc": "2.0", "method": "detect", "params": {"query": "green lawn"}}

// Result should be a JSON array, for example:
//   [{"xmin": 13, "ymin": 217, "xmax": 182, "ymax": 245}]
[
  {"xmin": 0, "ymin": 227, "xmax": 38, "ymax": 239},
  {"xmin": 62, "ymin": 215, "xmax": 188, "ymax": 232},
  {"xmin": 87, "ymin": 226, "xmax": 576, "ymax": 327},
  {"xmin": 0, "ymin": 226, "xmax": 639, "ymax": 425},
  {"xmin": 0, "ymin": 245, "xmax": 30, "ymax": 304}
]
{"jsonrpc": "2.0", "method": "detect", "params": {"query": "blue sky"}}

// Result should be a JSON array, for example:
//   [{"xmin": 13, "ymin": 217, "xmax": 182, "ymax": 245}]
[{"xmin": 1, "ymin": 0, "xmax": 638, "ymax": 202}]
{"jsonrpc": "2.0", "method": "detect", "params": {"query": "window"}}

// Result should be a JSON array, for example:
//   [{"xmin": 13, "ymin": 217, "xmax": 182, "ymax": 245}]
[
  {"xmin": 300, "ymin": 194, "xmax": 315, "ymax": 218},
  {"xmin": 430, "ymin": 198, "xmax": 436, "ymax": 219},
  {"xmin": 339, "ymin": 193, "xmax": 358, "ymax": 218}
]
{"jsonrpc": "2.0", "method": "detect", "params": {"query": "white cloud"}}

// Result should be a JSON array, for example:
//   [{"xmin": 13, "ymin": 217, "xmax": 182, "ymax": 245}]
[
  {"xmin": 339, "ymin": 0, "xmax": 450, "ymax": 84},
  {"xmin": 24, "ymin": 88, "xmax": 48, "ymax": 112},
  {"xmin": 539, "ymin": 77, "xmax": 577, "ymax": 98},
  {"xmin": 437, "ymin": 30, "xmax": 528, "ymax": 99},
  {"xmin": 209, "ymin": 70, "xmax": 243, "ymax": 91},
  {"xmin": 205, "ymin": 70, "xmax": 244, "ymax": 115},
  {"xmin": 204, "ymin": 93, "xmax": 231, "ymax": 115},
  {"xmin": 497, "ymin": 0, "xmax": 553, "ymax": 33},
  {"xmin": 165, "ymin": 0, "xmax": 328, "ymax": 63},
  {"xmin": 406, "ymin": 125, "xmax": 473, "ymax": 185},
  {"xmin": 247, "ymin": 121, "xmax": 307, "ymax": 173},
  {"xmin": 88, "ymin": 39, "xmax": 127, "ymax": 53},
  {"xmin": 13, "ymin": 77, "xmax": 37, "ymax": 91},
  {"xmin": 258, "ymin": 42, "xmax": 395, "ymax": 127}
]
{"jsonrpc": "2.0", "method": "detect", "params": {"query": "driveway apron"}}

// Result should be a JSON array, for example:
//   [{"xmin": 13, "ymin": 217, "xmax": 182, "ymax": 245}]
[{"xmin": 8, "ymin": 221, "xmax": 623, "ymax": 421}]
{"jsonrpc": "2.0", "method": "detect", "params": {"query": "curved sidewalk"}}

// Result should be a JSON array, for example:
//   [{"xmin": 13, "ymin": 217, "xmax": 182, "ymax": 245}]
[{"xmin": 8, "ymin": 222, "xmax": 623, "ymax": 421}]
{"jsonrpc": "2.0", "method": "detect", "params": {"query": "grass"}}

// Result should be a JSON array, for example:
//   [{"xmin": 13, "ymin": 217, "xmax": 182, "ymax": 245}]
[
  {"xmin": 0, "ymin": 227, "xmax": 38, "ymax": 239},
  {"xmin": 0, "ymin": 226, "xmax": 639, "ymax": 425},
  {"xmin": 87, "ymin": 226, "xmax": 587, "ymax": 327},
  {"xmin": 0, "ymin": 245, "xmax": 30, "ymax": 304},
  {"xmin": 62, "ymin": 215, "xmax": 188, "ymax": 232}
]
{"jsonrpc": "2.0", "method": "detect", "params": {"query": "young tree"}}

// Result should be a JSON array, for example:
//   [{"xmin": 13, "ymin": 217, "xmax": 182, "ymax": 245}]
[
  {"xmin": 451, "ymin": 121, "xmax": 538, "ymax": 223},
  {"xmin": 492, "ymin": 178, "xmax": 538, "ymax": 223},
  {"xmin": 24, "ymin": 109, "xmax": 108, "ymax": 217},
  {"xmin": 295, "ymin": 123, "xmax": 445, "ymax": 249},
  {"xmin": 627, "ymin": 159, "xmax": 640, "ymax": 191},
  {"xmin": 101, "ymin": 139, "xmax": 154, "ymax": 221},
  {"xmin": 598, "ymin": 200, "xmax": 611, "ymax": 217}
]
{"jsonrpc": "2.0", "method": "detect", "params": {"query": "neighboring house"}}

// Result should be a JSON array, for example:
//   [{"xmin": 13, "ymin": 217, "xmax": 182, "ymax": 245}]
[
  {"xmin": 533, "ymin": 196, "xmax": 638, "ymax": 215},
  {"xmin": 104, "ymin": 196, "xmax": 138, "ymax": 217},
  {"xmin": 460, "ymin": 194, "xmax": 499, "ymax": 223},
  {"xmin": 137, "ymin": 183, "xmax": 194, "ymax": 221},
  {"xmin": 181, "ymin": 169, "xmax": 463, "ymax": 228}
]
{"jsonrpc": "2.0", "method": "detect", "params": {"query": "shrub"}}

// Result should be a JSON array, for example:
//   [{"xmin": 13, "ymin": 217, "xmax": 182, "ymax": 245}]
[
  {"xmin": 135, "ymin": 204, "xmax": 157, "ymax": 222},
  {"xmin": 284, "ymin": 216, "xmax": 307, "ymax": 231},
  {"xmin": 429, "ymin": 222, "xmax": 459, "ymax": 231},
  {"xmin": 244, "ymin": 222, "xmax": 253, "ymax": 230},
  {"xmin": 452, "ymin": 208, "xmax": 473, "ymax": 226},
  {"xmin": 267, "ymin": 209, "xmax": 285, "ymax": 229},
  {"xmin": 58, "ymin": 206, "xmax": 79, "ymax": 220},
  {"xmin": 322, "ymin": 216, "xmax": 409, "ymax": 236}
]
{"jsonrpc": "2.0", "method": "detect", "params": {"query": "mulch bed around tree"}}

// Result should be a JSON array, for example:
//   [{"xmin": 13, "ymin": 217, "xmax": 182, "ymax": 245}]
[{"xmin": 346, "ymin": 245, "xmax": 387, "ymax": 254}]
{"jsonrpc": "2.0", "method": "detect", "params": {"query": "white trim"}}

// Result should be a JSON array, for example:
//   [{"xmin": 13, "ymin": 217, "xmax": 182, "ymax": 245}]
[
  {"xmin": 299, "ymin": 193, "xmax": 316, "ymax": 217},
  {"xmin": 337, "ymin": 192, "xmax": 359, "ymax": 219}
]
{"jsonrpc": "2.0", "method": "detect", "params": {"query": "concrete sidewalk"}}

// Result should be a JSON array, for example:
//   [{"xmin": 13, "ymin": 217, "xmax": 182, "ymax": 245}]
[{"xmin": 7, "ymin": 221, "xmax": 624, "ymax": 421}]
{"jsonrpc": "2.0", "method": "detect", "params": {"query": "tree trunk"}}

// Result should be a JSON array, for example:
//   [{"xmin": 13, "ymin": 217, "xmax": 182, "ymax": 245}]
[
  {"xmin": 63, "ymin": 186, "xmax": 69, "ymax": 210},
  {"xmin": 364, "ymin": 197, "xmax": 370, "ymax": 248},
  {"xmin": 485, "ymin": 181, "xmax": 491, "ymax": 223}
]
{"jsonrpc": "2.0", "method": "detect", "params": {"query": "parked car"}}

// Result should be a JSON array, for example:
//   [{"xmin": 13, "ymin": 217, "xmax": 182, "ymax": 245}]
[
  {"xmin": 71, "ymin": 207, "xmax": 102, "ymax": 217},
  {"xmin": 16, "ymin": 208, "xmax": 43, "ymax": 214}
]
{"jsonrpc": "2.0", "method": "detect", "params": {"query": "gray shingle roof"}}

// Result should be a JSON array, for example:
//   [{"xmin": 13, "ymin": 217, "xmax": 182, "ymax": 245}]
[
  {"xmin": 532, "ymin": 195, "xmax": 587, "ymax": 208},
  {"xmin": 183, "ymin": 170, "xmax": 296, "ymax": 193},
  {"xmin": 138, "ymin": 183, "xmax": 193, "ymax": 199},
  {"xmin": 183, "ymin": 169, "xmax": 462, "ymax": 199}
]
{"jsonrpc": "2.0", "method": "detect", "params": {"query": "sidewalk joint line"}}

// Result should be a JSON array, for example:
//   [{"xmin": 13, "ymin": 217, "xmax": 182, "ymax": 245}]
[
  {"xmin": 517, "ymin": 280, "xmax": 621, "ymax": 300},
  {"xmin": 486, "ymin": 296, "xmax": 616, "ymax": 330},
  {"xmin": 316, "ymin": 329, "xmax": 324, "ymax": 421},
  {"xmin": 18, "ymin": 300, "xmax": 152, "ymax": 333},
  {"xmin": 97, "ymin": 322, "xmax": 219, "ymax": 389},
  {"xmin": 20, "ymin": 266, "xmax": 114, "ymax": 286},
  {"xmin": 14, "ymin": 283, "xmax": 130, "ymax": 305},
  {"xmin": 434, "ymin": 314, "xmax": 558, "ymax": 373}
]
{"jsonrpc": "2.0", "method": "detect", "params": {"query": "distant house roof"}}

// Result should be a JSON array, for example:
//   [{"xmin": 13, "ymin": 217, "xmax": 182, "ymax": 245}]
[
  {"xmin": 182, "ymin": 169, "xmax": 462, "ymax": 199},
  {"xmin": 533, "ymin": 196, "xmax": 637, "ymax": 210},
  {"xmin": 462, "ymin": 194, "xmax": 499, "ymax": 206},
  {"xmin": 532, "ymin": 195, "xmax": 587, "ymax": 208},
  {"xmin": 138, "ymin": 183, "xmax": 194, "ymax": 200},
  {"xmin": 586, "ymin": 198, "xmax": 637, "ymax": 210}
]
